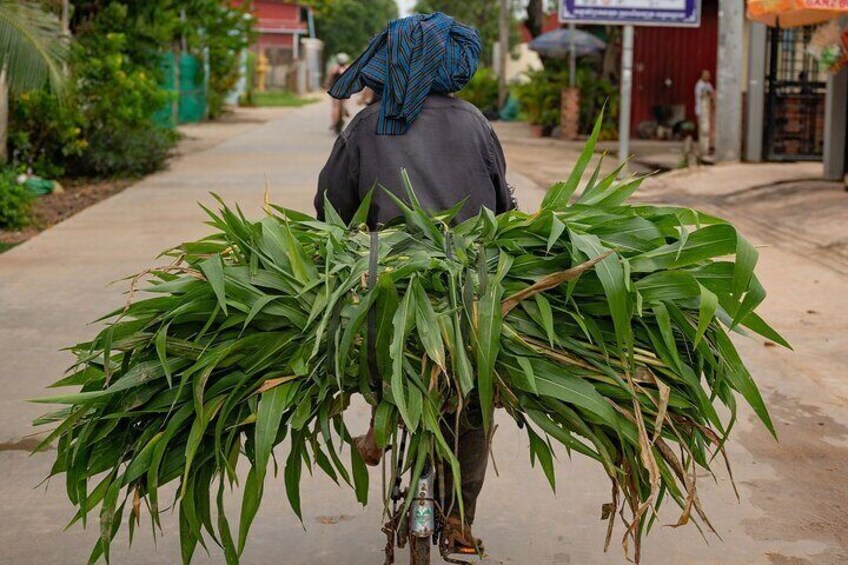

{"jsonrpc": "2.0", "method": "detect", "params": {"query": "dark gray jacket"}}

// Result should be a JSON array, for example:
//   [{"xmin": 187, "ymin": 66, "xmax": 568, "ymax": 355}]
[{"xmin": 315, "ymin": 94, "xmax": 513, "ymax": 227}]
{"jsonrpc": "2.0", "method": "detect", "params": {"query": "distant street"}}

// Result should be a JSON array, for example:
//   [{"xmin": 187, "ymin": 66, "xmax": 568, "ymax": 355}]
[{"xmin": 1, "ymin": 100, "xmax": 846, "ymax": 564}]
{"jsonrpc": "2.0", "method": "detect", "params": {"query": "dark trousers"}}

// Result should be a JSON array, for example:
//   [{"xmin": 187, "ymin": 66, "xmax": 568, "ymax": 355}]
[{"xmin": 439, "ymin": 403, "xmax": 490, "ymax": 525}]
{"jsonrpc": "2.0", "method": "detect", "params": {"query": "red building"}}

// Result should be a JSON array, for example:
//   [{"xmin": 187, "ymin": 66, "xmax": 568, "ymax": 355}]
[
  {"xmin": 233, "ymin": 1, "xmax": 312, "ymax": 89},
  {"xmin": 522, "ymin": 3, "xmax": 719, "ymax": 131}
]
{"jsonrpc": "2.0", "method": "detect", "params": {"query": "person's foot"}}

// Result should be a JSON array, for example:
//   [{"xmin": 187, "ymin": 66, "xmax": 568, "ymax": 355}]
[
  {"xmin": 352, "ymin": 426, "xmax": 383, "ymax": 466},
  {"xmin": 444, "ymin": 514, "xmax": 484, "ymax": 555}
]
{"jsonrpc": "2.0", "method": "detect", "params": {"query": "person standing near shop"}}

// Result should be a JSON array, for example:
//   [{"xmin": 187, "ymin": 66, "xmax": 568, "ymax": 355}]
[{"xmin": 694, "ymin": 70, "xmax": 715, "ymax": 157}]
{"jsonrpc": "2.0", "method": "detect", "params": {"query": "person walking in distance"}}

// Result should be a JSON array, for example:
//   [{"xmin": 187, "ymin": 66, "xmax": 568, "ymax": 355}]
[
  {"xmin": 325, "ymin": 53, "xmax": 351, "ymax": 132},
  {"xmin": 694, "ymin": 69, "xmax": 715, "ymax": 157},
  {"xmin": 314, "ymin": 12, "xmax": 515, "ymax": 555}
]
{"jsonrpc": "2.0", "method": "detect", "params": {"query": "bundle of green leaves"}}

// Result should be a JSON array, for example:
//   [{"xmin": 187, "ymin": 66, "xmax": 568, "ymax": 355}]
[{"xmin": 34, "ymin": 122, "xmax": 786, "ymax": 564}]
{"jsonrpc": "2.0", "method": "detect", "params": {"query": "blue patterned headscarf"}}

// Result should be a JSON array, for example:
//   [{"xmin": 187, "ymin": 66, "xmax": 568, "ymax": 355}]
[{"xmin": 328, "ymin": 13, "xmax": 481, "ymax": 135}]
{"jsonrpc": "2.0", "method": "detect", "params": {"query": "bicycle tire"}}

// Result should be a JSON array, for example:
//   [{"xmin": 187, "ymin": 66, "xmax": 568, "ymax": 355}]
[{"xmin": 409, "ymin": 535, "xmax": 431, "ymax": 565}]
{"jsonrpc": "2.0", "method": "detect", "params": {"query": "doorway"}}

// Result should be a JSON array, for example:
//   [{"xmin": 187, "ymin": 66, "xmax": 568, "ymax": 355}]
[{"xmin": 764, "ymin": 26, "xmax": 827, "ymax": 161}]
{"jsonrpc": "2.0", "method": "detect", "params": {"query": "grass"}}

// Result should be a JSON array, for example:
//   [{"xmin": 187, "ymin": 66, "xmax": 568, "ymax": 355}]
[
  {"xmin": 252, "ymin": 90, "xmax": 320, "ymax": 108},
  {"xmin": 0, "ymin": 241, "xmax": 20, "ymax": 254}
]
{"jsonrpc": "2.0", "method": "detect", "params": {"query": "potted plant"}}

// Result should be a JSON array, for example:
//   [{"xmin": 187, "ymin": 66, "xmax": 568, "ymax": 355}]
[
  {"xmin": 515, "ymin": 69, "xmax": 561, "ymax": 137},
  {"xmin": 457, "ymin": 67, "xmax": 501, "ymax": 119}
]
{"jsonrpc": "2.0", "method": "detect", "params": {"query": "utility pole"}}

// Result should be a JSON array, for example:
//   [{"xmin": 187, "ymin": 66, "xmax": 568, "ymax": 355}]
[
  {"xmin": 618, "ymin": 25, "xmax": 634, "ymax": 167},
  {"xmin": 0, "ymin": 69, "xmax": 7, "ymax": 164},
  {"xmin": 498, "ymin": 0, "xmax": 509, "ymax": 108},
  {"xmin": 745, "ymin": 22, "xmax": 767, "ymax": 162},
  {"xmin": 61, "ymin": 0, "xmax": 70, "ymax": 35},
  {"xmin": 568, "ymin": 23, "xmax": 577, "ymax": 87},
  {"xmin": 715, "ymin": 0, "xmax": 744, "ymax": 162}
]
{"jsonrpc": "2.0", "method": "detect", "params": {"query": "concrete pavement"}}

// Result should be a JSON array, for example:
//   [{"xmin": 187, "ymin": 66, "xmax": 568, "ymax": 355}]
[{"xmin": 1, "ymin": 101, "xmax": 847, "ymax": 564}]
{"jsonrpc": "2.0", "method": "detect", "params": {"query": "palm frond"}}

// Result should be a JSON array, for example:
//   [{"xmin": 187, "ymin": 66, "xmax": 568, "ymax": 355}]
[{"xmin": 0, "ymin": 0, "xmax": 69, "ymax": 94}]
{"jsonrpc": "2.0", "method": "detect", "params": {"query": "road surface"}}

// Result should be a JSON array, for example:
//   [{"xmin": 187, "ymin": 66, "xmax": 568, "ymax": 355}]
[{"xmin": 1, "ymin": 100, "xmax": 846, "ymax": 564}]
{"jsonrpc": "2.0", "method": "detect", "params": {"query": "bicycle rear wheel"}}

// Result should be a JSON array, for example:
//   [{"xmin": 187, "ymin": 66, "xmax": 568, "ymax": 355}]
[{"xmin": 409, "ymin": 535, "xmax": 431, "ymax": 565}]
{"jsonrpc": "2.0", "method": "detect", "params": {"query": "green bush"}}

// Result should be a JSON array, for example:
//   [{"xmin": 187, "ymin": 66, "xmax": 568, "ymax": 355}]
[
  {"xmin": 202, "ymin": 4, "xmax": 255, "ymax": 119},
  {"xmin": 457, "ymin": 67, "xmax": 500, "ymax": 117},
  {"xmin": 514, "ymin": 69, "xmax": 562, "ymax": 127},
  {"xmin": 69, "ymin": 29, "xmax": 175, "ymax": 177},
  {"xmin": 9, "ymin": 89, "xmax": 86, "ymax": 179},
  {"xmin": 573, "ymin": 68, "xmax": 618, "ymax": 139},
  {"xmin": 81, "ymin": 126, "xmax": 178, "ymax": 178},
  {"xmin": 10, "ymin": 24, "xmax": 176, "ymax": 179},
  {"xmin": 0, "ymin": 170, "xmax": 34, "ymax": 230}
]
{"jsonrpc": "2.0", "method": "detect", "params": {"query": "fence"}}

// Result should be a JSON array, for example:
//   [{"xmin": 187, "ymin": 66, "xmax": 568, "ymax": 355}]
[{"xmin": 153, "ymin": 52, "xmax": 206, "ymax": 128}]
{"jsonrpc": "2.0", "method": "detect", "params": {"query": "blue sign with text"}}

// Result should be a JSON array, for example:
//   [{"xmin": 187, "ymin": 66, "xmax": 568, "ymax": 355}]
[{"xmin": 559, "ymin": 0, "xmax": 701, "ymax": 27}]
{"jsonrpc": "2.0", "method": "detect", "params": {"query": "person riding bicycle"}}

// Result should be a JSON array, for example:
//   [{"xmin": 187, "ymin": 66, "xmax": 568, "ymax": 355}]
[
  {"xmin": 325, "ymin": 52, "xmax": 351, "ymax": 132},
  {"xmin": 314, "ymin": 12, "xmax": 514, "ymax": 555}
]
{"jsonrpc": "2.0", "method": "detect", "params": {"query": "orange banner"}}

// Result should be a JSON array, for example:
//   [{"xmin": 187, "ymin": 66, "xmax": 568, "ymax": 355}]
[
  {"xmin": 801, "ymin": 0, "xmax": 848, "ymax": 9},
  {"xmin": 747, "ymin": 0, "xmax": 848, "ymax": 27}
]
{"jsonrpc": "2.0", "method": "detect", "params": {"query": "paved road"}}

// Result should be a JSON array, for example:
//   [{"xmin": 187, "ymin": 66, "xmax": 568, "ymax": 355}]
[{"xmin": 1, "ymin": 101, "xmax": 846, "ymax": 564}]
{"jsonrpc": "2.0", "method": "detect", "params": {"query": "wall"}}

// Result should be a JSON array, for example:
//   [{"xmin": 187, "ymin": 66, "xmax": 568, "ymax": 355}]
[
  {"xmin": 252, "ymin": 1, "xmax": 300, "ymax": 23},
  {"xmin": 232, "ymin": 0, "xmax": 303, "ymax": 28}
]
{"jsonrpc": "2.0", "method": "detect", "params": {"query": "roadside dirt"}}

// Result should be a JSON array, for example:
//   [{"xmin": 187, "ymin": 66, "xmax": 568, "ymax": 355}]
[{"xmin": 0, "ymin": 178, "xmax": 134, "ymax": 249}]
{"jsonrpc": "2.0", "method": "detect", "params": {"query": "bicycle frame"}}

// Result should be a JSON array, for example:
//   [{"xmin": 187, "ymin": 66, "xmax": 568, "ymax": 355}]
[{"xmin": 381, "ymin": 428, "xmax": 476, "ymax": 565}]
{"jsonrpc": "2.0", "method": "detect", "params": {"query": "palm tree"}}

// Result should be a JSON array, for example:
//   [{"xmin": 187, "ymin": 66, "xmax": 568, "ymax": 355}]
[{"xmin": 0, "ymin": 0, "xmax": 70, "ymax": 163}]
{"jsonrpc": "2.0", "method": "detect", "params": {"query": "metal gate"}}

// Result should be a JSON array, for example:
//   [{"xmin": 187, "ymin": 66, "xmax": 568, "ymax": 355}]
[{"xmin": 764, "ymin": 26, "xmax": 827, "ymax": 161}]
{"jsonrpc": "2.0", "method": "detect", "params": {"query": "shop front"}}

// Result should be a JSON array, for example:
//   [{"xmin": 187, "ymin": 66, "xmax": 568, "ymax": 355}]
[{"xmin": 746, "ymin": 1, "xmax": 848, "ymax": 178}]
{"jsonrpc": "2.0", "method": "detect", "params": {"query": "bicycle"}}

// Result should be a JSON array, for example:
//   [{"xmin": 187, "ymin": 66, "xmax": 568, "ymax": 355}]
[
  {"xmin": 332, "ymin": 100, "xmax": 349, "ymax": 135},
  {"xmin": 380, "ymin": 428, "xmax": 478, "ymax": 565}
]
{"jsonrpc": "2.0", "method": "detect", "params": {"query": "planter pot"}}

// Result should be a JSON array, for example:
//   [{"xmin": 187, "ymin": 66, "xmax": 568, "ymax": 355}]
[
  {"xmin": 529, "ymin": 124, "xmax": 544, "ymax": 138},
  {"xmin": 560, "ymin": 87, "xmax": 580, "ymax": 140}
]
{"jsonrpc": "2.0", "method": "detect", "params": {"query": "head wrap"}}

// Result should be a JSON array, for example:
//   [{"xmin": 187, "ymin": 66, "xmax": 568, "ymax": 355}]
[{"xmin": 328, "ymin": 12, "xmax": 481, "ymax": 135}]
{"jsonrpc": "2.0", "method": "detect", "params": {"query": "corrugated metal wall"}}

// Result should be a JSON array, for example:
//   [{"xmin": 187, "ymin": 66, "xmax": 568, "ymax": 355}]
[{"xmin": 631, "ymin": 0, "xmax": 718, "ymax": 129}]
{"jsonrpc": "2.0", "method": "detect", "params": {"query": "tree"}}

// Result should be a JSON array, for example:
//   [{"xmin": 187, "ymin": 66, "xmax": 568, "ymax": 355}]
[
  {"xmin": 306, "ymin": 0, "xmax": 398, "ymax": 61},
  {"xmin": 0, "ymin": 0, "xmax": 69, "ymax": 163},
  {"xmin": 525, "ymin": 0, "xmax": 544, "ymax": 39},
  {"xmin": 413, "ymin": 0, "xmax": 520, "ymax": 66}
]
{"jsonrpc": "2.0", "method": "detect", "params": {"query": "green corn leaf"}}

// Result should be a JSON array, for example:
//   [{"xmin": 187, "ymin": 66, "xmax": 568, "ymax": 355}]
[
  {"xmin": 531, "ymin": 360, "xmax": 618, "ymax": 426},
  {"xmin": 527, "ymin": 426, "xmax": 556, "ymax": 492},
  {"xmin": 534, "ymin": 294, "xmax": 556, "ymax": 347},
  {"xmin": 390, "ymin": 285, "xmax": 416, "ymax": 429},
  {"xmin": 200, "ymin": 256, "xmax": 228, "ymax": 316},
  {"xmin": 547, "ymin": 213, "xmax": 566, "ymax": 252},
  {"xmin": 255, "ymin": 382, "xmax": 298, "ymax": 482},
  {"xmin": 713, "ymin": 330, "xmax": 776, "ymax": 437},
  {"xmin": 475, "ymin": 272, "xmax": 505, "ymax": 432},
  {"xmin": 630, "ymin": 224, "xmax": 737, "ymax": 273},
  {"xmin": 373, "ymin": 401, "xmax": 396, "ymax": 450},
  {"xmin": 350, "ymin": 435, "xmax": 369, "ymax": 506},
  {"xmin": 694, "ymin": 285, "xmax": 719, "ymax": 347},
  {"xmin": 571, "ymin": 231, "xmax": 632, "ymax": 353},
  {"xmin": 237, "ymin": 468, "xmax": 262, "ymax": 554},
  {"xmin": 322, "ymin": 193, "xmax": 346, "ymax": 228},
  {"xmin": 542, "ymin": 110, "xmax": 604, "ymax": 211},
  {"xmin": 349, "ymin": 188, "xmax": 375, "ymax": 228},
  {"xmin": 412, "ymin": 278, "xmax": 446, "ymax": 370},
  {"xmin": 284, "ymin": 433, "xmax": 305, "ymax": 520}
]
